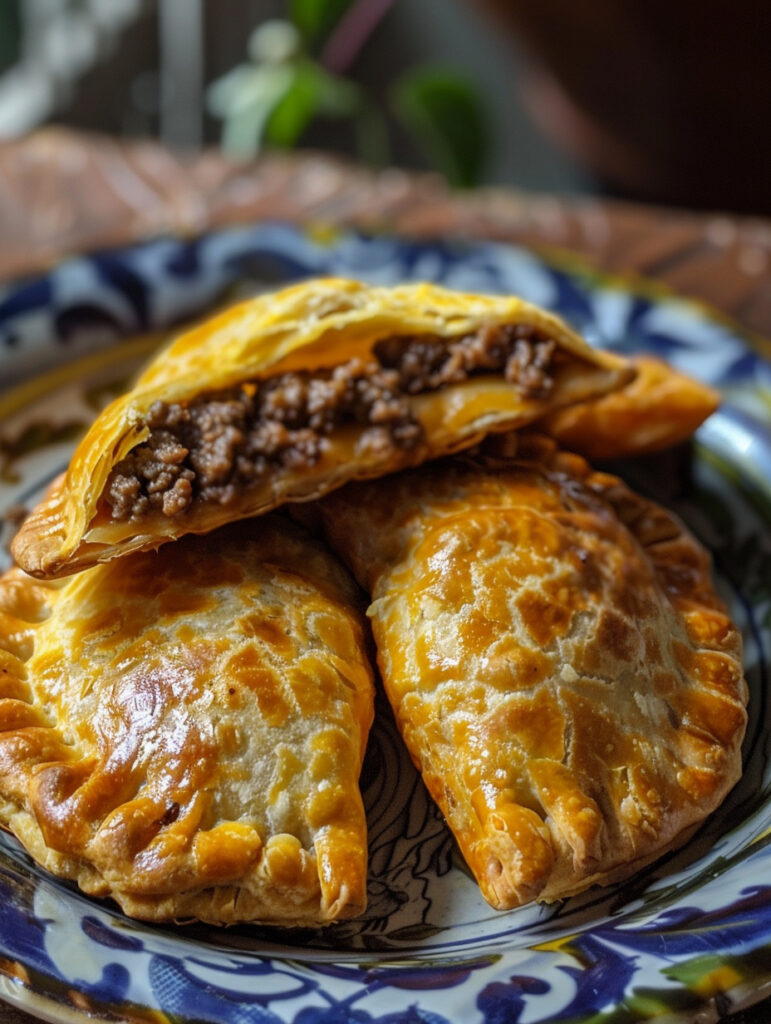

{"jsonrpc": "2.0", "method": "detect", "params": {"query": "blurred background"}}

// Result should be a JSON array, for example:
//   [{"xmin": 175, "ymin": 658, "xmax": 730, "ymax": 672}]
[{"xmin": 0, "ymin": 0, "xmax": 768, "ymax": 213}]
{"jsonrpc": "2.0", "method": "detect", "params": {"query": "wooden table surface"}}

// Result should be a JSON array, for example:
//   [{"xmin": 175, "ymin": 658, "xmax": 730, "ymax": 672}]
[
  {"xmin": 1, "ymin": 129, "xmax": 770, "ymax": 339},
  {"xmin": 0, "ymin": 128, "xmax": 769, "ymax": 1024}
]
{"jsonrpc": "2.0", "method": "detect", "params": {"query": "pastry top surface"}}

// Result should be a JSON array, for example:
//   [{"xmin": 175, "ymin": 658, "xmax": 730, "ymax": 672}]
[
  {"xmin": 0, "ymin": 515, "xmax": 374, "ymax": 925},
  {"xmin": 316, "ymin": 434, "xmax": 747, "ymax": 908}
]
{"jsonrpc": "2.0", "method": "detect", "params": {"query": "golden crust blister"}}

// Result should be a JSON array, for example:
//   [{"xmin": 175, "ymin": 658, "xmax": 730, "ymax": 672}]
[
  {"xmin": 11, "ymin": 278, "xmax": 633, "ymax": 580},
  {"xmin": 0, "ymin": 515, "xmax": 374, "ymax": 926},
  {"xmin": 314, "ymin": 434, "xmax": 747, "ymax": 910}
]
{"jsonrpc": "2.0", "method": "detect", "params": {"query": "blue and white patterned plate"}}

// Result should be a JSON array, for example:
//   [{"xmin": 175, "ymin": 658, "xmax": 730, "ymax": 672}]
[{"xmin": 0, "ymin": 224, "xmax": 770, "ymax": 1024}]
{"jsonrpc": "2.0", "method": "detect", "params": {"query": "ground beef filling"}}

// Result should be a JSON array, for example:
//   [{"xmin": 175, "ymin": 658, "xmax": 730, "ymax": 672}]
[{"xmin": 105, "ymin": 325, "xmax": 555, "ymax": 521}]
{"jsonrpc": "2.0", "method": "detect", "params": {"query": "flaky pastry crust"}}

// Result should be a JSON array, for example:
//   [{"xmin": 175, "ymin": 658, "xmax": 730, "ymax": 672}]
[
  {"xmin": 12, "ymin": 278, "xmax": 632, "ymax": 579},
  {"xmin": 540, "ymin": 355, "xmax": 720, "ymax": 459},
  {"xmin": 0, "ymin": 516, "xmax": 374, "ymax": 925},
  {"xmin": 314, "ymin": 434, "xmax": 747, "ymax": 909}
]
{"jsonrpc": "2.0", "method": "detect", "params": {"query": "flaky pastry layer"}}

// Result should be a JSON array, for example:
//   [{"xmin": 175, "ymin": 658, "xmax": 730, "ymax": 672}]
[{"xmin": 541, "ymin": 355, "xmax": 720, "ymax": 459}]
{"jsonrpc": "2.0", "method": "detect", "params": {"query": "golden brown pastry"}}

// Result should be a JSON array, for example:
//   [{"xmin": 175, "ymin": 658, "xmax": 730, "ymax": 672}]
[
  {"xmin": 540, "ymin": 355, "xmax": 720, "ymax": 459},
  {"xmin": 312, "ymin": 434, "xmax": 747, "ymax": 910},
  {"xmin": 12, "ymin": 278, "xmax": 632, "ymax": 579},
  {"xmin": 0, "ymin": 515, "xmax": 374, "ymax": 925}
]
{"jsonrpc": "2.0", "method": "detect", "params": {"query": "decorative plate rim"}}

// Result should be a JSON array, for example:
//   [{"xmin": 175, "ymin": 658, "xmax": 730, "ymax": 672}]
[{"xmin": 5, "ymin": 219, "xmax": 770, "ymax": 364}]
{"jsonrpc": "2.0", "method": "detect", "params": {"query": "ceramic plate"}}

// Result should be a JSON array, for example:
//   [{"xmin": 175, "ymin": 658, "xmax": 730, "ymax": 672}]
[{"xmin": 1, "ymin": 224, "xmax": 770, "ymax": 1024}]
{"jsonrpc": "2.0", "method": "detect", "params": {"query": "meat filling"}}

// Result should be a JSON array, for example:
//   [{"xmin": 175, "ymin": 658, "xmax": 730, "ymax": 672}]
[{"xmin": 106, "ymin": 325, "xmax": 556, "ymax": 520}]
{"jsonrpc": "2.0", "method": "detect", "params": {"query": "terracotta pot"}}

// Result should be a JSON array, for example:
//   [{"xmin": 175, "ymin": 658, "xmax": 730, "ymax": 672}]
[{"xmin": 473, "ymin": 0, "xmax": 771, "ymax": 214}]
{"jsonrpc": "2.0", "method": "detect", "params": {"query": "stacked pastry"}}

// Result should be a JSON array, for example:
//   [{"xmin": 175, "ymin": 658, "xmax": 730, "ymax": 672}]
[{"xmin": 0, "ymin": 279, "xmax": 746, "ymax": 925}]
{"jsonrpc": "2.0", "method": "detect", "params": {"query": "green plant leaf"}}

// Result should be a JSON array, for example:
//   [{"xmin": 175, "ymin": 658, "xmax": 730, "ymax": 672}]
[
  {"xmin": 391, "ymin": 66, "xmax": 489, "ymax": 187},
  {"xmin": 263, "ymin": 65, "xmax": 318, "ymax": 148},
  {"xmin": 208, "ymin": 63, "xmax": 296, "ymax": 157},
  {"xmin": 264, "ymin": 61, "xmax": 363, "ymax": 148},
  {"xmin": 289, "ymin": 0, "xmax": 355, "ymax": 48},
  {"xmin": 248, "ymin": 20, "xmax": 302, "ymax": 64},
  {"xmin": 313, "ymin": 64, "xmax": 363, "ymax": 116},
  {"xmin": 208, "ymin": 64, "xmax": 260, "ymax": 117}
]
